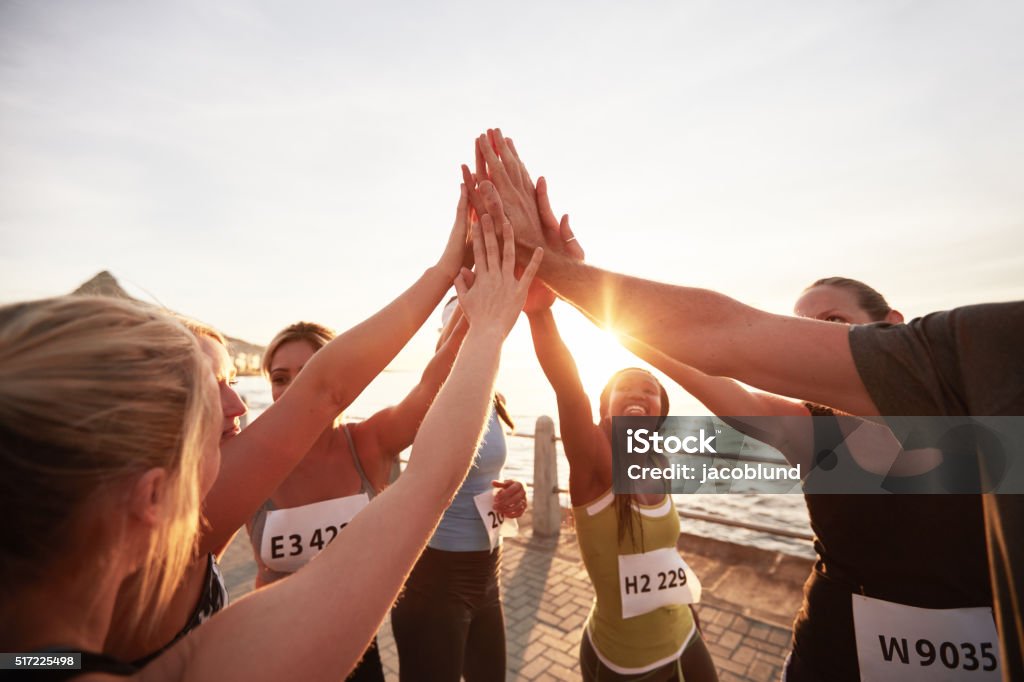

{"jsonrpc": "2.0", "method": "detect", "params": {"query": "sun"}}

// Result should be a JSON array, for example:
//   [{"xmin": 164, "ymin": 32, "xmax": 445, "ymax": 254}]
[{"xmin": 552, "ymin": 305, "xmax": 642, "ymax": 400}]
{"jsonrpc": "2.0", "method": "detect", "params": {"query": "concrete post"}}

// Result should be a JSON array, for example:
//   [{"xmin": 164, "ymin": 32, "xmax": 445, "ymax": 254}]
[{"xmin": 532, "ymin": 416, "xmax": 560, "ymax": 537}]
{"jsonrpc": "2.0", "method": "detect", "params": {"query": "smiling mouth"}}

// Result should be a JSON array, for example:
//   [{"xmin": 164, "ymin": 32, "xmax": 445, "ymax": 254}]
[
  {"xmin": 623, "ymin": 405, "xmax": 647, "ymax": 416},
  {"xmin": 221, "ymin": 424, "xmax": 241, "ymax": 441}
]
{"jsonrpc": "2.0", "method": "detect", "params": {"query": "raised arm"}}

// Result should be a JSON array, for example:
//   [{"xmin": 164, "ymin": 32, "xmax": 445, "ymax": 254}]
[
  {"xmin": 526, "ymin": 298, "xmax": 609, "ymax": 504},
  {"xmin": 143, "ymin": 214, "xmax": 543, "ymax": 682},
  {"xmin": 471, "ymin": 129, "xmax": 878, "ymax": 417},
  {"xmin": 201, "ymin": 186, "xmax": 472, "ymax": 555},
  {"xmin": 351, "ymin": 312, "xmax": 470, "ymax": 477}
]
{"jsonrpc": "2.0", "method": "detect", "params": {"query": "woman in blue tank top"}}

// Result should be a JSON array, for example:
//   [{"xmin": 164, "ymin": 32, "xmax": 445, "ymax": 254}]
[{"xmin": 390, "ymin": 298, "xmax": 528, "ymax": 682}]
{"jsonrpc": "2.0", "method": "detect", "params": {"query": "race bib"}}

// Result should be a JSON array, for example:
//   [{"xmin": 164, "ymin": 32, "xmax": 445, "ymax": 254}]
[
  {"xmin": 473, "ymin": 489, "xmax": 519, "ymax": 550},
  {"xmin": 852, "ymin": 594, "xmax": 1001, "ymax": 681},
  {"xmin": 618, "ymin": 547, "xmax": 701, "ymax": 619},
  {"xmin": 260, "ymin": 493, "xmax": 369, "ymax": 573}
]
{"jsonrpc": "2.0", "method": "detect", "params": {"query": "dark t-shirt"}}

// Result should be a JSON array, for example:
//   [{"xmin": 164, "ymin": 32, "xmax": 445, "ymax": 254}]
[{"xmin": 849, "ymin": 301, "xmax": 1024, "ymax": 681}]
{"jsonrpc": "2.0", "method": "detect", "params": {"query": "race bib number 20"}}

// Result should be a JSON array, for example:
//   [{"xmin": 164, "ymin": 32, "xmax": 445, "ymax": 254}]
[{"xmin": 473, "ymin": 489, "xmax": 519, "ymax": 550}]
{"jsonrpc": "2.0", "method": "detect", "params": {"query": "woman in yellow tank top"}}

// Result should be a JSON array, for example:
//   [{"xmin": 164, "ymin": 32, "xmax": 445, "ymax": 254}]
[{"xmin": 524, "ymin": 232, "xmax": 718, "ymax": 681}]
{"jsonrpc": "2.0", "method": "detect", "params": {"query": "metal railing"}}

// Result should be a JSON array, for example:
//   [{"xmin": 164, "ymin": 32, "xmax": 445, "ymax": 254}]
[{"xmin": 396, "ymin": 416, "xmax": 813, "ymax": 544}]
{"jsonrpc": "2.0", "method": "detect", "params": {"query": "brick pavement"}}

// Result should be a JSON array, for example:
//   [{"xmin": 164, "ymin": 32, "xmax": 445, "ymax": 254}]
[{"xmin": 221, "ymin": 524, "xmax": 801, "ymax": 681}]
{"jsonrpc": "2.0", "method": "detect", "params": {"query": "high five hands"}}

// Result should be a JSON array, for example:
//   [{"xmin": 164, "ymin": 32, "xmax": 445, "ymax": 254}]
[
  {"xmin": 453, "ymin": 209, "xmax": 543, "ymax": 339},
  {"xmin": 460, "ymin": 128, "xmax": 582, "ymax": 316}
]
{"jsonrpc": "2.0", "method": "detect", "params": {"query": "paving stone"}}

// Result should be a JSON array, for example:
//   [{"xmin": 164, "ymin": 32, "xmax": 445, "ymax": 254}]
[
  {"xmin": 718, "ymin": 630, "xmax": 743, "ymax": 651},
  {"xmin": 517, "ymin": 657, "xmax": 549, "ymax": 680},
  {"xmin": 749, "ymin": 659, "xmax": 779, "ymax": 681},
  {"xmin": 732, "ymin": 645, "xmax": 756, "ymax": 666},
  {"xmin": 220, "ymin": 526, "xmax": 798, "ymax": 682}
]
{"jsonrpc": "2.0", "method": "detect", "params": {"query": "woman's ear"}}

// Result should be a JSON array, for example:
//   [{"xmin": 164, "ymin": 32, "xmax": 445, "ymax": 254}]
[
  {"xmin": 128, "ymin": 468, "xmax": 168, "ymax": 527},
  {"xmin": 886, "ymin": 309, "xmax": 905, "ymax": 324}
]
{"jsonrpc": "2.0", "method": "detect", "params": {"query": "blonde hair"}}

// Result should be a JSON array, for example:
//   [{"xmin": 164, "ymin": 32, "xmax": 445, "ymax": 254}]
[
  {"xmin": 262, "ymin": 321, "xmax": 336, "ymax": 376},
  {"xmin": 177, "ymin": 315, "xmax": 228, "ymax": 347},
  {"xmin": 0, "ymin": 296, "xmax": 219, "ymax": 637}
]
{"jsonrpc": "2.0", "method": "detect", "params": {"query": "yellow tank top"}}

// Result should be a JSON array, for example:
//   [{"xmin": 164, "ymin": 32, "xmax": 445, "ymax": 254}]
[{"xmin": 573, "ymin": 490, "xmax": 696, "ymax": 674}]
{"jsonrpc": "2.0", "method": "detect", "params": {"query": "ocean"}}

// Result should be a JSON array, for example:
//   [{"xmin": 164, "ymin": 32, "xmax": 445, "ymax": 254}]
[{"xmin": 236, "ymin": 371, "xmax": 815, "ymax": 559}]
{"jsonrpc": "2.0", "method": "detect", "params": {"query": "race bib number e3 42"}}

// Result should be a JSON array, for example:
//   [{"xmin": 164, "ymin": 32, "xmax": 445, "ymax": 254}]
[
  {"xmin": 618, "ymin": 547, "xmax": 701, "ymax": 619},
  {"xmin": 473, "ymin": 489, "xmax": 519, "ymax": 550},
  {"xmin": 852, "ymin": 594, "xmax": 1001, "ymax": 681},
  {"xmin": 260, "ymin": 493, "xmax": 370, "ymax": 574}
]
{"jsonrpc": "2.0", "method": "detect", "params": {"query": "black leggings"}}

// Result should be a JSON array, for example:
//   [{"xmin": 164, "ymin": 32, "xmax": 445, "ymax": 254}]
[{"xmin": 391, "ymin": 546, "xmax": 505, "ymax": 682}]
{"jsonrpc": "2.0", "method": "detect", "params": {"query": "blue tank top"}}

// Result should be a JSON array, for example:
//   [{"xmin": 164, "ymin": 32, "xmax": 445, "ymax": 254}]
[{"xmin": 429, "ymin": 409, "xmax": 507, "ymax": 552}]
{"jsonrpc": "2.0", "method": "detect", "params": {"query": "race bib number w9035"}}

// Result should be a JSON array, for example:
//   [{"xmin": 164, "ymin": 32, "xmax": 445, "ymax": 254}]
[
  {"xmin": 852, "ymin": 594, "xmax": 1001, "ymax": 681},
  {"xmin": 618, "ymin": 548, "xmax": 701, "ymax": 619},
  {"xmin": 260, "ymin": 493, "xmax": 370, "ymax": 574},
  {"xmin": 473, "ymin": 489, "xmax": 519, "ymax": 550}
]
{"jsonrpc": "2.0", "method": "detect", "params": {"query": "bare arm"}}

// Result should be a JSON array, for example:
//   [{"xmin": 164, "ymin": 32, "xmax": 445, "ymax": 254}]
[
  {"xmin": 200, "ymin": 187, "xmax": 472, "ymax": 556},
  {"xmin": 471, "ymin": 129, "xmax": 878, "ymax": 417},
  {"xmin": 618, "ymin": 335, "xmax": 815, "ymax": 469},
  {"xmin": 138, "ymin": 207, "xmax": 544, "ymax": 682},
  {"xmin": 526, "ymin": 307, "xmax": 607, "ymax": 504},
  {"xmin": 351, "ymin": 314, "xmax": 470, "ymax": 472}
]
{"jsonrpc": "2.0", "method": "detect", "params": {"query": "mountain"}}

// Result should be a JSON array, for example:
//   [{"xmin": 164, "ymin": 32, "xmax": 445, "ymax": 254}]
[{"xmin": 71, "ymin": 271, "xmax": 265, "ymax": 375}]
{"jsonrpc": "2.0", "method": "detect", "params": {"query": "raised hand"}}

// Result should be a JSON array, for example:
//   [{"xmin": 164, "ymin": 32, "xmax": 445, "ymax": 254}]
[
  {"xmin": 454, "ymin": 212, "xmax": 543, "ymax": 338},
  {"xmin": 474, "ymin": 129, "xmax": 547, "ymax": 253},
  {"xmin": 437, "ymin": 183, "xmax": 474, "ymax": 279}
]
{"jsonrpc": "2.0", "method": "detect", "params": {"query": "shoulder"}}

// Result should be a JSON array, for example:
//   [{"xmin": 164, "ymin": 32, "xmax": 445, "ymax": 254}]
[{"xmin": 849, "ymin": 302, "xmax": 1024, "ymax": 415}]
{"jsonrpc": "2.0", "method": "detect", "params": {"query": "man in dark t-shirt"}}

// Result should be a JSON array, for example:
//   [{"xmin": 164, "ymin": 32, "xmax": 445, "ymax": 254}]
[{"xmin": 849, "ymin": 302, "xmax": 1024, "ymax": 680}]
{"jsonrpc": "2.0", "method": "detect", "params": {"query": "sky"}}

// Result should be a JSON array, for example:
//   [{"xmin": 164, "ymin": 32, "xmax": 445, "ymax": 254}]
[{"xmin": 2, "ymin": 0, "xmax": 1023, "ymax": 416}]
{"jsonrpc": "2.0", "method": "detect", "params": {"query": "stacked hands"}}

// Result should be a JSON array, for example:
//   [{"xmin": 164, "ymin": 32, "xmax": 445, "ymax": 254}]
[
  {"xmin": 448, "ymin": 128, "xmax": 584, "ymax": 319},
  {"xmin": 444, "ymin": 128, "xmax": 580, "ymax": 517}
]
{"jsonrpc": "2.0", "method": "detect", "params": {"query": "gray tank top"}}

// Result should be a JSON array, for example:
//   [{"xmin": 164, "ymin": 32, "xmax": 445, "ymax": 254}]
[{"xmin": 248, "ymin": 425, "xmax": 377, "ymax": 584}]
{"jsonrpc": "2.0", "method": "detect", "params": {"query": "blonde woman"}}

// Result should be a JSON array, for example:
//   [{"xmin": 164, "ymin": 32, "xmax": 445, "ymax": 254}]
[
  {"xmin": 104, "ymin": 185, "xmax": 476, "ymax": 662},
  {"xmin": 0, "ymin": 212, "xmax": 543, "ymax": 680}
]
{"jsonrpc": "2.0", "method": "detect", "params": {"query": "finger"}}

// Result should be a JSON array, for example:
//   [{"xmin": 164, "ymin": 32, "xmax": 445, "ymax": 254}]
[
  {"xmin": 453, "ymin": 272, "xmax": 469, "ymax": 302},
  {"xmin": 459, "ymin": 267, "xmax": 476, "ymax": 288},
  {"xmin": 492, "ymin": 128, "xmax": 522, "ymax": 190},
  {"xmin": 536, "ymin": 177, "xmax": 560, "ymax": 239},
  {"xmin": 455, "ymin": 182, "xmax": 468, "ymax": 227},
  {"xmin": 479, "ymin": 181, "xmax": 508, "ymax": 228},
  {"xmin": 478, "ymin": 133, "xmax": 514, "ymax": 193},
  {"xmin": 501, "ymin": 218, "xmax": 515, "ymax": 279},
  {"xmin": 461, "ymin": 164, "xmax": 486, "ymax": 219},
  {"xmin": 470, "ymin": 219, "xmax": 486, "ymax": 274},
  {"xmin": 475, "ymin": 135, "xmax": 488, "ymax": 184},
  {"xmin": 492, "ymin": 480, "xmax": 512, "ymax": 489},
  {"xmin": 481, "ymin": 213, "xmax": 501, "ymax": 273},
  {"xmin": 561, "ymin": 215, "xmax": 585, "ymax": 260},
  {"xmin": 517, "ymin": 247, "xmax": 544, "ymax": 288},
  {"xmin": 506, "ymin": 137, "xmax": 534, "ymax": 191}
]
